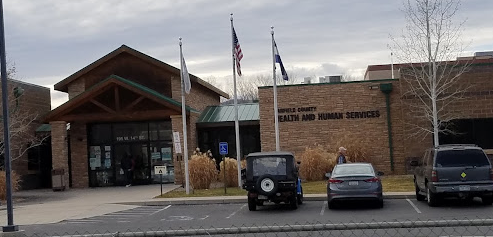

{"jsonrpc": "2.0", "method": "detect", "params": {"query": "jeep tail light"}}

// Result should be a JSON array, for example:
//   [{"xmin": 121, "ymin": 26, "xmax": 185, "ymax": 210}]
[
  {"xmin": 365, "ymin": 177, "xmax": 380, "ymax": 183},
  {"xmin": 431, "ymin": 170, "xmax": 438, "ymax": 182},
  {"xmin": 328, "ymin": 178, "xmax": 343, "ymax": 184}
]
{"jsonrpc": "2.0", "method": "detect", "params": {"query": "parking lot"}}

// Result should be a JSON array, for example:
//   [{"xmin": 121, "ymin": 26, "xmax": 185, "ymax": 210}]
[{"xmin": 23, "ymin": 198, "xmax": 493, "ymax": 236}]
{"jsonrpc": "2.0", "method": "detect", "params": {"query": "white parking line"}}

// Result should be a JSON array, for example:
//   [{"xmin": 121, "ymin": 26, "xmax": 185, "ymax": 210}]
[
  {"xmin": 406, "ymin": 198, "xmax": 422, "ymax": 214},
  {"xmin": 200, "ymin": 215, "xmax": 209, "ymax": 220},
  {"xmin": 320, "ymin": 201, "xmax": 327, "ymax": 216},
  {"xmin": 226, "ymin": 204, "xmax": 247, "ymax": 219},
  {"xmin": 150, "ymin": 205, "xmax": 171, "ymax": 216}
]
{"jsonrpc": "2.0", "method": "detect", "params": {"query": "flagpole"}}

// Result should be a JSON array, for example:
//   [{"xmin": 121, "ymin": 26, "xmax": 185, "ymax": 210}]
[
  {"xmin": 179, "ymin": 37, "xmax": 190, "ymax": 195},
  {"xmin": 391, "ymin": 52, "xmax": 394, "ymax": 79},
  {"xmin": 271, "ymin": 27, "xmax": 280, "ymax": 152},
  {"xmin": 231, "ymin": 14, "xmax": 242, "ymax": 187}
]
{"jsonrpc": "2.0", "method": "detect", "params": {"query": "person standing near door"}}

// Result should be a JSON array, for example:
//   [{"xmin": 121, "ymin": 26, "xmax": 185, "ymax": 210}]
[{"xmin": 121, "ymin": 154, "xmax": 135, "ymax": 187}]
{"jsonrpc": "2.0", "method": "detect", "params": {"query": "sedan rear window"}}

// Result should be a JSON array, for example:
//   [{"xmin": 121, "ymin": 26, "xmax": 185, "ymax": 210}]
[
  {"xmin": 435, "ymin": 149, "xmax": 490, "ymax": 167},
  {"xmin": 333, "ymin": 165, "xmax": 373, "ymax": 176},
  {"xmin": 253, "ymin": 157, "xmax": 287, "ymax": 176}
]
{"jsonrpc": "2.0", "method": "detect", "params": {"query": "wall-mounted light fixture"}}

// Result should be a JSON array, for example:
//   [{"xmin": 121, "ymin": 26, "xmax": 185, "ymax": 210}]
[{"xmin": 368, "ymin": 85, "xmax": 380, "ymax": 90}]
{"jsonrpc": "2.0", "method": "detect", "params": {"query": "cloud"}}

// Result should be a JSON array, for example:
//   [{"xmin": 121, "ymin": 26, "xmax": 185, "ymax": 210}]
[{"xmin": 4, "ymin": 0, "xmax": 493, "ymax": 110}]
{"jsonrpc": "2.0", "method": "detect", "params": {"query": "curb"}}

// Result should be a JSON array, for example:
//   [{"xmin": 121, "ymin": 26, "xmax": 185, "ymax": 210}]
[{"xmin": 115, "ymin": 194, "xmax": 413, "ymax": 206}]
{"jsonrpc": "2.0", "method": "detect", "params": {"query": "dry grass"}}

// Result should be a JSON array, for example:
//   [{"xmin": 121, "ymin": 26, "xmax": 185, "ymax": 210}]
[
  {"xmin": 0, "ymin": 171, "xmax": 21, "ymax": 200},
  {"xmin": 157, "ymin": 175, "xmax": 414, "ymax": 198},
  {"xmin": 332, "ymin": 137, "xmax": 372, "ymax": 163},
  {"xmin": 158, "ymin": 187, "xmax": 246, "ymax": 198},
  {"xmin": 188, "ymin": 149, "xmax": 217, "ymax": 189},
  {"xmin": 219, "ymin": 158, "xmax": 246, "ymax": 187},
  {"xmin": 299, "ymin": 145, "xmax": 337, "ymax": 181}
]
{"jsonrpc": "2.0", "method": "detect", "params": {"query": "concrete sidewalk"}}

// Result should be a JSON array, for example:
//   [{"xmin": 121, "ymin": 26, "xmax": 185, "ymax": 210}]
[
  {"xmin": 0, "ymin": 184, "xmax": 178, "ymax": 226},
  {"xmin": 117, "ymin": 192, "xmax": 416, "ymax": 206}
]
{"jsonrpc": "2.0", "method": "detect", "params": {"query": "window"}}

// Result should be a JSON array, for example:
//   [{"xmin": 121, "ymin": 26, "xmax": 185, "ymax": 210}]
[
  {"xmin": 253, "ymin": 157, "xmax": 287, "ymax": 176},
  {"xmin": 435, "ymin": 149, "xmax": 490, "ymax": 167},
  {"xmin": 89, "ymin": 124, "xmax": 112, "ymax": 144},
  {"xmin": 333, "ymin": 165, "xmax": 373, "ymax": 176}
]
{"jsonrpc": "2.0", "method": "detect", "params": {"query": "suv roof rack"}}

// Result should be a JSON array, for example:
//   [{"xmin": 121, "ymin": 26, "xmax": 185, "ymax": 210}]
[{"xmin": 435, "ymin": 144, "xmax": 478, "ymax": 148}]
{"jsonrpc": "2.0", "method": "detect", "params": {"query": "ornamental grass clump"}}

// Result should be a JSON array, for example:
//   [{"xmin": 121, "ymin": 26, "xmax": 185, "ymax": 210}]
[
  {"xmin": 333, "ymin": 137, "xmax": 372, "ymax": 163},
  {"xmin": 219, "ymin": 158, "xmax": 246, "ymax": 187},
  {"xmin": 0, "ymin": 170, "xmax": 21, "ymax": 200},
  {"xmin": 299, "ymin": 145, "xmax": 337, "ymax": 181},
  {"xmin": 188, "ymin": 149, "xmax": 217, "ymax": 189}
]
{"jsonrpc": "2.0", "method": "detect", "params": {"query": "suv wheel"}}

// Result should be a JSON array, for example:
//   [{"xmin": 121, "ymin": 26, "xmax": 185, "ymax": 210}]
[
  {"xmin": 415, "ymin": 182, "xmax": 425, "ymax": 201},
  {"xmin": 482, "ymin": 195, "xmax": 493, "ymax": 205},
  {"xmin": 427, "ymin": 185, "xmax": 438, "ymax": 207},
  {"xmin": 248, "ymin": 197, "xmax": 257, "ymax": 211},
  {"xmin": 257, "ymin": 175, "xmax": 278, "ymax": 196}
]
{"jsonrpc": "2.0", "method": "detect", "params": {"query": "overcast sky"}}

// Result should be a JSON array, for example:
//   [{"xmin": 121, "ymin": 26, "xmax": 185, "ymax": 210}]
[{"xmin": 4, "ymin": 0, "xmax": 493, "ymax": 109}]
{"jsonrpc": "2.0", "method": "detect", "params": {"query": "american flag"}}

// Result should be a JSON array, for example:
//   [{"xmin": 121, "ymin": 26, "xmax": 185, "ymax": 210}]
[{"xmin": 233, "ymin": 27, "xmax": 243, "ymax": 76}]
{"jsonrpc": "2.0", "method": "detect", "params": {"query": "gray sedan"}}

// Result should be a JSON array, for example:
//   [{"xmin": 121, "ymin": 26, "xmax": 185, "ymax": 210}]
[{"xmin": 326, "ymin": 163, "xmax": 384, "ymax": 209}]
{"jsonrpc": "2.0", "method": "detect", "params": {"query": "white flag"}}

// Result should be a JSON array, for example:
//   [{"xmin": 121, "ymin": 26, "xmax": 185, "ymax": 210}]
[{"xmin": 180, "ymin": 51, "xmax": 191, "ymax": 94}]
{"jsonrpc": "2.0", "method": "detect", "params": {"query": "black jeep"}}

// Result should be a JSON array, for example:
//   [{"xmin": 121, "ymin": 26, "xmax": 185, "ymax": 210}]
[{"xmin": 242, "ymin": 151, "xmax": 303, "ymax": 211}]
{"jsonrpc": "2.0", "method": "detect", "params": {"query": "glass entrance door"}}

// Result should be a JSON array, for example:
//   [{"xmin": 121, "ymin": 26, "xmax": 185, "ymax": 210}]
[{"xmin": 114, "ymin": 143, "xmax": 150, "ymax": 185}]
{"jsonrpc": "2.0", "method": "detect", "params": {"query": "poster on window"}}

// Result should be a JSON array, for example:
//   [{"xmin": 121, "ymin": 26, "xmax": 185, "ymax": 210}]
[
  {"xmin": 90, "ymin": 158, "xmax": 97, "ymax": 170},
  {"xmin": 104, "ymin": 159, "xmax": 111, "ymax": 168},
  {"xmin": 161, "ymin": 148, "xmax": 172, "ymax": 160}
]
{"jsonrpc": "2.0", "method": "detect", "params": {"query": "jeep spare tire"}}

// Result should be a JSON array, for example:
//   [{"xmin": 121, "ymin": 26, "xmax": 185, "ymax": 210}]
[{"xmin": 257, "ymin": 175, "xmax": 278, "ymax": 196}]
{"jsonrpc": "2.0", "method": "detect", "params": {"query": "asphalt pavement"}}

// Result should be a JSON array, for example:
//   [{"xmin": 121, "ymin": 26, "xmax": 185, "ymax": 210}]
[{"xmin": 21, "ymin": 197, "xmax": 493, "ymax": 236}]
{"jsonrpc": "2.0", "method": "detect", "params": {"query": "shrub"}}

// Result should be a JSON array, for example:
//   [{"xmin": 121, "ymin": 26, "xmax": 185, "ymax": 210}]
[
  {"xmin": 219, "ymin": 158, "xmax": 246, "ymax": 187},
  {"xmin": 332, "ymin": 137, "xmax": 372, "ymax": 163},
  {"xmin": 299, "ymin": 145, "xmax": 337, "ymax": 181},
  {"xmin": 0, "ymin": 170, "xmax": 21, "ymax": 200},
  {"xmin": 188, "ymin": 149, "xmax": 217, "ymax": 189}
]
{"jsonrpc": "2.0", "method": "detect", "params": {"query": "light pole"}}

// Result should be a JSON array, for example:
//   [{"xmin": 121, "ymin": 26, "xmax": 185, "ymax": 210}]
[{"xmin": 0, "ymin": 0, "xmax": 19, "ymax": 232}]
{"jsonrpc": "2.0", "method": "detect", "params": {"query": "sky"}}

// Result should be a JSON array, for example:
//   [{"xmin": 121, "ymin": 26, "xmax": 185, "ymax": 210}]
[{"xmin": 4, "ymin": 0, "xmax": 493, "ymax": 109}]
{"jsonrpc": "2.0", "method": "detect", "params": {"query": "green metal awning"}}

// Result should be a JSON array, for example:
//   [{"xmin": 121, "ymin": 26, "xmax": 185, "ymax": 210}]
[
  {"xmin": 197, "ymin": 103, "xmax": 259, "ymax": 123},
  {"xmin": 36, "ymin": 124, "xmax": 51, "ymax": 132}
]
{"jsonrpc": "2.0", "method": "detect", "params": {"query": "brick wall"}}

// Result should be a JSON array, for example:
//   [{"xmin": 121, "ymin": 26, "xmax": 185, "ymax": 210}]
[
  {"xmin": 0, "ymin": 80, "xmax": 51, "ymax": 187},
  {"xmin": 68, "ymin": 79, "xmax": 85, "ymax": 99},
  {"xmin": 69, "ymin": 122, "xmax": 89, "ymax": 188},
  {"xmin": 258, "ymin": 63, "xmax": 493, "ymax": 175},
  {"xmin": 50, "ymin": 121, "xmax": 69, "ymax": 189}
]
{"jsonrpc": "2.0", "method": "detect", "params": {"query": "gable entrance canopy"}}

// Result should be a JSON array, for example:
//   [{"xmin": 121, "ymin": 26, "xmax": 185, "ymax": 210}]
[{"xmin": 44, "ymin": 75, "xmax": 199, "ymax": 123}]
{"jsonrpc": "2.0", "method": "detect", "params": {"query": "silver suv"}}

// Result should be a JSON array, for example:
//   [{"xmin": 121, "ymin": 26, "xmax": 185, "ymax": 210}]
[{"xmin": 411, "ymin": 144, "xmax": 493, "ymax": 207}]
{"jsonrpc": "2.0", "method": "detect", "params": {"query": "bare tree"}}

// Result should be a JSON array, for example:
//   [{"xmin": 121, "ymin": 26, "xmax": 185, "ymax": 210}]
[
  {"xmin": 0, "ymin": 67, "xmax": 49, "ymax": 167},
  {"xmin": 232, "ymin": 72, "xmax": 301, "ymax": 102},
  {"xmin": 391, "ymin": 0, "xmax": 470, "ymax": 145}
]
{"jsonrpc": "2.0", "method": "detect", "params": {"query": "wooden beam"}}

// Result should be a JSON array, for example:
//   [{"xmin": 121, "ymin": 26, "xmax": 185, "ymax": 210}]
[
  {"xmin": 59, "ymin": 109, "xmax": 178, "ymax": 122},
  {"xmin": 91, "ymin": 99, "xmax": 116, "ymax": 114},
  {"xmin": 115, "ymin": 87, "xmax": 120, "ymax": 111},
  {"xmin": 123, "ymin": 96, "xmax": 145, "ymax": 111}
]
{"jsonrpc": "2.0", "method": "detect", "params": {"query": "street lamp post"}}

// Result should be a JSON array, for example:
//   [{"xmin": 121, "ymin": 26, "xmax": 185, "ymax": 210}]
[{"xmin": 0, "ymin": 0, "xmax": 19, "ymax": 232}]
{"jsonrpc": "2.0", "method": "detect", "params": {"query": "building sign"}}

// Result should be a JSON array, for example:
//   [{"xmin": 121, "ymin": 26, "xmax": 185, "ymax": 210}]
[
  {"xmin": 116, "ymin": 135, "xmax": 146, "ymax": 142},
  {"xmin": 278, "ymin": 106, "xmax": 381, "ymax": 122}
]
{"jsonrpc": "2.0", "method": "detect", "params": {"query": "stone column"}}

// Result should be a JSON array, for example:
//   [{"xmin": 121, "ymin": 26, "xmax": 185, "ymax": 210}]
[
  {"xmin": 50, "ymin": 121, "xmax": 69, "ymax": 190},
  {"xmin": 69, "ymin": 122, "xmax": 89, "ymax": 188}
]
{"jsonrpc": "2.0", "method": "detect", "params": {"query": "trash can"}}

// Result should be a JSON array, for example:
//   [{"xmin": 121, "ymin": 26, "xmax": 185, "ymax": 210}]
[{"xmin": 52, "ymin": 169, "xmax": 66, "ymax": 191}]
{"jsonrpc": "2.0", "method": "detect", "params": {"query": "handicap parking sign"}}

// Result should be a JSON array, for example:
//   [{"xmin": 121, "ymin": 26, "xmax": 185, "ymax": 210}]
[{"xmin": 219, "ymin": 142, "xmax": 228, "ymax": 155}]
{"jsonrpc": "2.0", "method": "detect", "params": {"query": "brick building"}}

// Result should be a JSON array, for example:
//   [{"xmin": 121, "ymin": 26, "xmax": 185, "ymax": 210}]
[
  {"xmin": 0, "ymin": 79, "xmax": 51, "ymax": 189},
  {"xmin": 258, "ymin": 54, "xmax": 493, "ymax": 174},
  {"xmin": 44, "ymin": 45, "xmax": 228, "ymax": 188}
]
